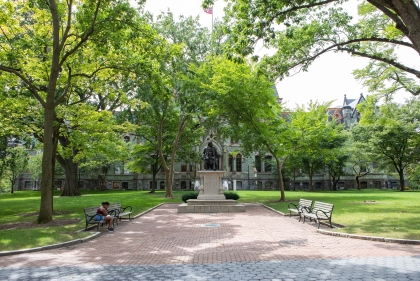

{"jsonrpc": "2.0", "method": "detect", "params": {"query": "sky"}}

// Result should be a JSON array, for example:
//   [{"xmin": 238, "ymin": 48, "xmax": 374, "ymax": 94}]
[{"xmin": 142, "ymin": 0, "xmax": 414, "ymax": 109}]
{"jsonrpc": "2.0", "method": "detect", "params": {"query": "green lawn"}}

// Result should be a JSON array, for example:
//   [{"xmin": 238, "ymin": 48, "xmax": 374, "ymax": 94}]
[
  {"xmin": 0, "ymin": 189, "xmax": 419, "ymax": 251},
  {"xmin": 257, "ymin": 190, "xmax": 420, "ymax": 240}
]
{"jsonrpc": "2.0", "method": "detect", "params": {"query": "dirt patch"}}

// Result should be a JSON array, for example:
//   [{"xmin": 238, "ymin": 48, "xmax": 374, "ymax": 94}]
[{"xmin": 0, "ymin": 218, "xmax": 80, "ymax": 230}]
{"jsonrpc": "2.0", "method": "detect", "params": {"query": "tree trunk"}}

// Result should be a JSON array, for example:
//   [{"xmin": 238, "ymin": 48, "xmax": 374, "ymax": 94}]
[
  {"xmin": 10, "ymin": 176, "xmax": 14, "ymax": 193},
  {"xmin": 165, "ymin": 166, "xmax": 174, "ymax": 198},
  {"xmin": 308, "ymin": 168, "xmax": 314, "ymax": 192},
  {"xmin": 274, "ymin": 156, "xmax": 285, "ymax": 201},
  {"xmin": 332, "ymin": 174, "xmax": 341, "ymax": 191},
  {"xmin": 56, "ymin": 155, "xmax": 81, "ymax": 196},
  {"xmin": 369, "ymin": 0, "xmax": 420, "ymax": 55},
  {"xmin": 398, "ymin": 169, "xmax": 405, "ymax": 192},
  {"xmin": 150, "ymin": 169, "xmax": 156, "ymax": 193},
  {"xmin": 38, "ymin": 105, "xmax": 55, "ymax": 223},
  {"xmin": 38, "ymin": 0, "xmax": 61, "ymax": 223},
  {"xmin": 355, "ymin": 175, "xmax": 360, "ymax": 190},
  {"xmin": 331, "ymin": 175, "xmax": 337, "ymax": 191},
  {"xmin": 150, "ymin": 159, "xmax": 160, "ymax": 193},
  {"xmin": 56, "ymin": 136, "xmax": 81, "ymax": 196},
  {"xmin": 165, "ymin": 147, "xmax": 175, "ymax": 198}
]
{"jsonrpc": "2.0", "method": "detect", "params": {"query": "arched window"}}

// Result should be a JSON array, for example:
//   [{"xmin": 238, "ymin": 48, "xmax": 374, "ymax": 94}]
[
  {"xmin": 123, "ymin": 135, "xmax": 130, "ymax": 143},
  {"xmin": 264, "ymin": 155, "xmax": 272, "ymax": 172},
  {"xmin": 236, "ymin": 154, "xmax": 242, "ymax": 172},
  {"xmin": 255, "ymin": 155, "xmax": 262, "ymax": 172},
  {"xmin": 229, "ymin": 154, "xmax": 234, "ymax": 172}
]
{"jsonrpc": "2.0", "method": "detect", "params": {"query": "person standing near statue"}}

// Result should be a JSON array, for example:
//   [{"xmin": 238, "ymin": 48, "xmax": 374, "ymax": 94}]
[{"xmin": 202, "ymin": 142, "xmax": 220, "ymax": 170}]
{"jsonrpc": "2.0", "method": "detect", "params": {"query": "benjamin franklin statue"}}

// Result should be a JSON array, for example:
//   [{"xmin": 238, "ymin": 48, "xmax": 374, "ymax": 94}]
[{"xmin": 202, "ymin": 142, "xmax": 220, "ymax": 170}]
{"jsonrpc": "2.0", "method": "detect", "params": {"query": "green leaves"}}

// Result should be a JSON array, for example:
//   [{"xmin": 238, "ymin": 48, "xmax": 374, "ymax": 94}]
[
  {"xmin": 219, "ymin": 0, "xmax": 420, "ymax": 97},
  {"xmin": 352, "ymin": 96, "xmax": 420, "ymax": 190}
]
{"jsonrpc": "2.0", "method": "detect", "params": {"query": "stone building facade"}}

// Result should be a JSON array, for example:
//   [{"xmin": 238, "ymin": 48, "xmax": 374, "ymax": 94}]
[{"xmin": 14, "ymin": 93, "xmax": 399, "ymax": 192}]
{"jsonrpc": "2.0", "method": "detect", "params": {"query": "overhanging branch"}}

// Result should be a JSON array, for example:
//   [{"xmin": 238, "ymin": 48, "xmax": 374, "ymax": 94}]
[{"xmin": 0, "ymin": 65, "xmax": 45, "ymax": 106}]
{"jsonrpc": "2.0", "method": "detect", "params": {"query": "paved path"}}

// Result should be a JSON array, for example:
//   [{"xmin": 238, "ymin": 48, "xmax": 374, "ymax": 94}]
[{"xmin": 1, "ymin": 204, "xmax": 420, "ymax": 280}]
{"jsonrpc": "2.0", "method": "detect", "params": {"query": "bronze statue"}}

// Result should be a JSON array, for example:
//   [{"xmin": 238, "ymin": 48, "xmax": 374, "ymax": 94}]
[{"xmin": 202, "ymin": 142, "xmax": 220, "ymax": 170}]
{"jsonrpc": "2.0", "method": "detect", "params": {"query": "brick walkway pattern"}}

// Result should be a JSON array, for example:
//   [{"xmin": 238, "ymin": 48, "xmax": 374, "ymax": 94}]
[{"xmin": 1, "ymin": 203, "xmax": 420, "ymax": 280}]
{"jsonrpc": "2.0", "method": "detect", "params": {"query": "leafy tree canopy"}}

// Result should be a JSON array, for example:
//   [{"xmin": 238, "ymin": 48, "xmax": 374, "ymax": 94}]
[{"xmin": 202, "ymin": 0, "xmax": 420, "ymax": 97}]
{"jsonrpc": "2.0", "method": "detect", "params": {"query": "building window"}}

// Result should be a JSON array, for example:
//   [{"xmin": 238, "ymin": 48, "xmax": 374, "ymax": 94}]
[
  {"xmin": 236, "ymin": 154, "xmax": 242, "ymax": 172},
  {"xmin": 159, "ymin": 181, "xmax": 165, "ymax": 190},
  {"xmin": 113, "ymin": 182, "xmax": 120, "ymax": 189},
  {"xmin": 181, "ymin": 181, "xmax": 187, "ymax": 190},
  {"xmin": 24, "ymin": 181, "xmax": 32, "ymax": 190},
  {"xmin": 181, "ymin": 161, "xmax": 187, "ymax": 172},
  {"xmin": 122, "ymin": 182, "xmax": 129, "ymax": 189},
  {"xmin": 189, "ymin": 163, "xmax": 194, "ymax": 172},
  {"xmin": 149, "ymin": 181, "xmax": 157, "ymax": 190},
  {"xmin": 123, "ymin": 164, "xmax": 130, "ymax": 175},
  {"xmin": 236, "ymin": 181, "xmax": 243, "ymax": 190},
  {"xmin": 115, "ymin": 164, "xmax": 121, "ymax": 174},
  {"xmin": 264, "ymin": 156, "xmax": 272, "ymax": 173},
  {"xmin": 123, "ymin": 136, "xmax": 130, "ymax": 143},
  {"xmin": 255, "ymin": 155, "xmax": 262, "ymax": 173},
  {"xmin": 265, "ymin": 181, "xmax": 273, "ymax": 189},
  {"xmin": 229, "ymin": 155, "xmax": 234, "ymax": 172}
]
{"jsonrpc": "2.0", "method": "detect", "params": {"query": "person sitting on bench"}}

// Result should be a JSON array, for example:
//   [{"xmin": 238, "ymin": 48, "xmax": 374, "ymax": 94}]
[{"xmin": 96, "ymin": 201, "xmax": 114, "ymax": 232}]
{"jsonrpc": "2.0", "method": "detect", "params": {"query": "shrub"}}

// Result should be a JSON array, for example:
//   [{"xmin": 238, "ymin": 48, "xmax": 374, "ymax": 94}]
[
  {"xmin": 182, "ymin": 192, "xmax": 199, "ymax": 203},
  {"xmin": 224, "ymin": 191, "xmax": 240, "ymax": 200}
]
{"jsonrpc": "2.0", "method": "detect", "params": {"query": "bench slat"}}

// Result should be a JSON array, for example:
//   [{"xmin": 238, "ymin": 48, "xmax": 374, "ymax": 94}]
[
  {"xmin": 108, "ymin": 202, "xmax": 133, "ymax": 221},
  {"xmin": 302, "ymin": 201, "xmax": 334, "ymax": 229}
]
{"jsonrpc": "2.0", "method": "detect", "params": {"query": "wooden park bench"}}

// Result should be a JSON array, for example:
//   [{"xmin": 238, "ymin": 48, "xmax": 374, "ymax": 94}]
[
  {"xmin": 83, "ymin": 206, "xmax": 117, "ymax": 231},
  {"xmin": 287, "ymin": 199, "xmax": 313, "ymax": 221},
  {"xmin": 108, "ymin": 202, "xmax": 133, "ymax": 222},
  {"xmin": 302, "ymin": 201, "xmax": 334, "ymax": 229}
]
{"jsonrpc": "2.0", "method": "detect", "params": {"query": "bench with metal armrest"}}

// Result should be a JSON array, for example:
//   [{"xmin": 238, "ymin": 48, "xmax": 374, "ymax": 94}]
[
  {"xmin": 287, "ymin": 199, "xmax": 313, "ymax": 221},
  {"xmin": 83, "ymin": 207, "xmax": 117, "ymax": 231},
  {"xmin": 302, "ymin": 201, "xmax": 334, "ymax": 229},
  {"xmin": 108, "ymin": 202, "xmax": 133, "ymax": 222}
]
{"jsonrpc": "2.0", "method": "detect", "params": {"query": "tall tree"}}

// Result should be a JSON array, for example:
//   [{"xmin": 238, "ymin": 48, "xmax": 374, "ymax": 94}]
[
  {"xmin": 347, "ymin": 137, "xmax": 373, "ymax": 190},
  {"xmin": 198, "ymin": 57, "xmax": 291, "ymax": 201},
  {"xmin": 0, "ymin": 0, "xmax": 149, "ymax": 222},
  {"xmin": 352, "ymin": 96, "xmax": 420, "ymax": 191},
  {"xmin": 123, "ymin": 13, "xmax": 210, "ymax": 198},
  {"xmin": 325, "ymin": 150, "xmax": 350, "ymax": 190},
  {"xmin": 203, "ymin": 0, "xmax": 420, "ymax": 97},
  {"xmin": 289, "ymin": 102, "xmax": 345, "ymax": 191}
]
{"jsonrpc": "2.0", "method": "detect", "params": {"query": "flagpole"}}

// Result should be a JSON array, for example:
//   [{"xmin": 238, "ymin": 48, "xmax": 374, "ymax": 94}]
[
  {"xmin": 203, "ymin": 6, "xmax": 214, "ymax": 32},
  {"xmin": 212, "ymin": 7, "xmax": 214, "ymax": 32}
]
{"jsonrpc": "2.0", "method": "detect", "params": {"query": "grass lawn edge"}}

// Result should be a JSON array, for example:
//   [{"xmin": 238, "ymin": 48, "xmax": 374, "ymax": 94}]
[
  {"xmin": 259, "ymin": 202, "xmax": 420, "ymax": 245},
  {"xmin": 0, "ymin": 202, "xmax": 167, "ymax": 257}
]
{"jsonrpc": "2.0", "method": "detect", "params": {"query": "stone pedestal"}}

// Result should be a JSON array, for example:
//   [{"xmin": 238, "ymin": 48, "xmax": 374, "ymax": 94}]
[
  {"xmin": 197, "ymin": 170, "xmax": 225, "ymax": 200},
  {"xmin": 178, "ymin": 170, "xmax": 245, "ymax": 213}
]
